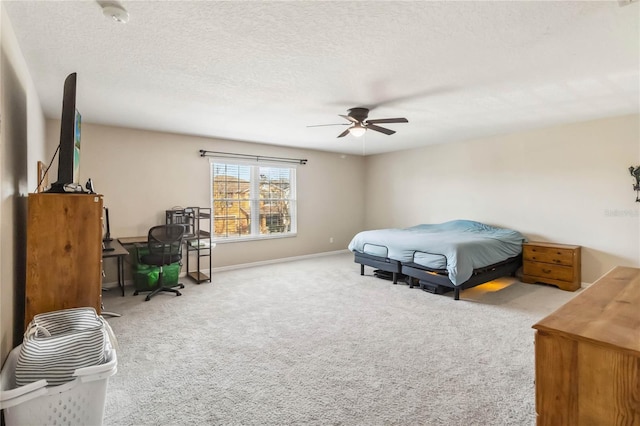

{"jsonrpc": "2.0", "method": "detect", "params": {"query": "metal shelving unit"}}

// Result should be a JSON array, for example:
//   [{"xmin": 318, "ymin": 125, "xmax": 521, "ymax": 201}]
[{"xmin": 166, "ymin": 207, "xmax": 213, "ymax": 283}]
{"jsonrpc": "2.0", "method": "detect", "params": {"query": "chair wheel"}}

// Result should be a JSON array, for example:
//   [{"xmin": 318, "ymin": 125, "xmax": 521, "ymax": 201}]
[
  {"xmin": 133, "ymin": 291, "xmax": 139, "ymax": 296},
  {"xmin": 144, "ymin": 295, "xmax": 151, "ymax": 301},
  {"xmin": 176, "ymin": 293, "xmax": 182, "ymax": 296}
]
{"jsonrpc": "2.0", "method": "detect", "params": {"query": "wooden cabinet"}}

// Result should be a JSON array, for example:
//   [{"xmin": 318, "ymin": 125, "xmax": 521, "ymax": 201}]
[
  {"xmin": 521, "ymin": 242, "xmax": 581, "ymax": 291},
  {"xmin": 532, "ymin": 266, "xmax": 640, "ymax": 425},
  {"xmin": 25, "ymin": 193, "xmax": 103, "ymax": 327}
]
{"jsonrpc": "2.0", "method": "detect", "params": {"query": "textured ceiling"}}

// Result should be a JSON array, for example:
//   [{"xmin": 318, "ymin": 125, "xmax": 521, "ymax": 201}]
[{"xmin": 3, "ymin": 1, "xmax": 639, "ymax": 155}]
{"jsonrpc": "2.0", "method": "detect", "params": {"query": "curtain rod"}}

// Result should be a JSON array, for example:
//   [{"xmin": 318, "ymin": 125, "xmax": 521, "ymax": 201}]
[{"xmin": 199, "ymin": 150, "xmax": 307, "ymax": 165}]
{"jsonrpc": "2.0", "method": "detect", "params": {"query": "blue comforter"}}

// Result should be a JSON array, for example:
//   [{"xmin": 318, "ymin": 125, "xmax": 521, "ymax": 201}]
[{"xmin": 348, "ymin": 220, "xmax": 526, "ymax": 286}]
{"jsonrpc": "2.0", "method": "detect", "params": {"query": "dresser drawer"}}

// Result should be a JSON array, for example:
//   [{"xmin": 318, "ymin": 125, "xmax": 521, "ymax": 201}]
[
  {"xmin": 523, "ymin": 245, "xmax": 574, "ymax": 266},
  {"xmin": 523, "ymin": 262, "xmax": 574, "ymax": 283}
]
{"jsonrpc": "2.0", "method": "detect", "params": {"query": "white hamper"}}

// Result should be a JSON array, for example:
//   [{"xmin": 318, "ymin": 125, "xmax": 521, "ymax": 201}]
[{"xmin": 0, "ymin": 343, "xmax": 117, "ymax": 426}]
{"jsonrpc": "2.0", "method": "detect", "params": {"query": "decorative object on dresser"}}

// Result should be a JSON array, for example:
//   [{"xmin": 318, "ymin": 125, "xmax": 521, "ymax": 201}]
[
  {"xmin": 521, "ymin": 241, "xmax": 581, "ymax": 291},
  {"xmin": 25, "ymin": 193, "xmax": 104, "ymax": 328},
  {"xmin": 532, "ymin": 266, "xmax": 640, "ymax": 425},
  {"xmin": 630, "ymin": 165, "xmax": 640, "ymax": 202}
]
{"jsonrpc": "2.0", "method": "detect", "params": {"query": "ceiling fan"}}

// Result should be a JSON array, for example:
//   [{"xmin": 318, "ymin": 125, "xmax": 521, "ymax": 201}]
[{"xmin": 308, "ymin": 107, "xmax": 408, "ymax": 138}]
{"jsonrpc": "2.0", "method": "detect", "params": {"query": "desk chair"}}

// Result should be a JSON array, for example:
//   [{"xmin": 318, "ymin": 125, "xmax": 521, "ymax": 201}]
[{"xmin": 136, "ymin": 224, "xmax": 186, "ymax": 301}]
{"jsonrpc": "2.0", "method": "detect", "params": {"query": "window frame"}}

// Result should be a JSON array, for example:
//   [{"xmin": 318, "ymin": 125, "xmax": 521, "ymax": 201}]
[{"xmin": 210, "ymin": 158, "xmax": 297, "ymax": 243}]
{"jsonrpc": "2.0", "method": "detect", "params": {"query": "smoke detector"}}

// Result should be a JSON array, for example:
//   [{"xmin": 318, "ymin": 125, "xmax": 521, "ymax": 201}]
[{"xmin": 102, "ymin": 4, "xmax": 129, "ymax": 23}]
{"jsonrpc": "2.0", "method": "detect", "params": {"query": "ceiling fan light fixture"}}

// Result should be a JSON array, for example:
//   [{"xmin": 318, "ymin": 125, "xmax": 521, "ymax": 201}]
[
  {"xmin": 349, "ymin": 124, "xmax": 366, "ymax": 137},
  {"xmin": 102, "ymin": 4, "xmax": 129, "ymax": 23}
]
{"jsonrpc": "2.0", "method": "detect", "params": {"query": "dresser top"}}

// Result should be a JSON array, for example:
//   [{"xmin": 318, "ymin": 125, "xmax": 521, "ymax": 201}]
[
  {"xmin": 533, "ymin": 266, "xmax": 640, "ymax": 356},
  {"xmin": 523, "ymin": 241, "xmax": 580, "ymax": 250}
]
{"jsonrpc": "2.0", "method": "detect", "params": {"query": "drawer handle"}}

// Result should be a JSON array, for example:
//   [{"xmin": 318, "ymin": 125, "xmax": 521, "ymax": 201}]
[
  {"xmin": 542, "ymin": 268, "xmax": 552, "ymax": 274},
  {"xmin": 553, "ymin": 259, "xmax": 561, "ymax": 263}
]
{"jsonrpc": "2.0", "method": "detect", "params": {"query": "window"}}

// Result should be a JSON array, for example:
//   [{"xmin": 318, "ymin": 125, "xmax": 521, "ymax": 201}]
[{"xmin": 211, "ymin": 161, "xmax": 296, "ymax": 241}]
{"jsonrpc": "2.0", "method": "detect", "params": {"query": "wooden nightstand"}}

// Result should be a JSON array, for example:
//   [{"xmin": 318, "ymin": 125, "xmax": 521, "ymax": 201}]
[{"xmin": 521, "ymin": 242, "xmax": 581, "ymax": 291}]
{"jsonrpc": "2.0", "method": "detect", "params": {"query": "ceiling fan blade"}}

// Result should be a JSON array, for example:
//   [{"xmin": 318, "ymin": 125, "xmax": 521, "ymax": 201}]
[
  {"xmin": 366, "ymin": 124, "xmax": 396, "ymax": 135},
  {"xmin": 307, "ymin": 123, "xmax": 350, "ymax": 127},
  {"xmin": 366, "ymin": 117, "xmax": 408, "ymax": 124},
  {"xmin": 363, "ymin": 86, "xmax": 456, "ymax": 110},
  {"xmin": 337, "ymin": 128, "xmax": 351, "ymax": 138},
  {"xmin": 339, "ymin": 114, "xmax": 359, "ymax": 124}
]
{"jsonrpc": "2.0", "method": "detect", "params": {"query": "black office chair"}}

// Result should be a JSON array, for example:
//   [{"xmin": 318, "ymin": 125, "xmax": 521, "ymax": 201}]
[{"xmin": 136, "ymin": 224, "xmax": 186, "ymax": 301}]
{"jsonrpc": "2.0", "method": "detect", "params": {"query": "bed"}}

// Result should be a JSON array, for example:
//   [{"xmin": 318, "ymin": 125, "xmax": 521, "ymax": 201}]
[{"xmin": 348, "ymin": 220, "xmax": 525, "ymax": 300}]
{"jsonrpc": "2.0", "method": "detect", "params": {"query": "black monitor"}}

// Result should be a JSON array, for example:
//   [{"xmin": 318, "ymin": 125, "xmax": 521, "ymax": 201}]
[
  {"xmin": 103, "ymin": 207, "xmax": 113, "ymax": 242},
  {"xmin": 47, "ymin": 73, "xmax": 82, "ymax": 193}
]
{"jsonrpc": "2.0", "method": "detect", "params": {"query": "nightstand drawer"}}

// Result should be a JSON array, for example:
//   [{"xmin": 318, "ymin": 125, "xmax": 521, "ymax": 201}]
[
  {"xmin": 523, "ymin": 262, "xmax": 574, "ymax": 283},
  {"xmin": 523, "ymin": 245, "xmax": 574, "ymax": 266}
]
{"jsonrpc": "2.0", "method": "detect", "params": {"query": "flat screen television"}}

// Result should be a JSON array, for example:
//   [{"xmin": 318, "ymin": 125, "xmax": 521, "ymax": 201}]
[{"xmin": 47, "ymin": 72, "xmax": 82, "ymax": 193}]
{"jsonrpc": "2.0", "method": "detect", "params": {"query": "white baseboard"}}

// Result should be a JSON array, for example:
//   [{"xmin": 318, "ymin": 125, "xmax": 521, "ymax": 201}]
[{"xmin": 212, "ymin": 249, "xmax": 350, "ymax": 272}]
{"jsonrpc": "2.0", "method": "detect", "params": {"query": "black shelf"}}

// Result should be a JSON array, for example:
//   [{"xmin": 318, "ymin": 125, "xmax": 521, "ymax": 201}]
[{"xmin": 166, "ymin": 207, "xmax": 212, "ymax": 283}]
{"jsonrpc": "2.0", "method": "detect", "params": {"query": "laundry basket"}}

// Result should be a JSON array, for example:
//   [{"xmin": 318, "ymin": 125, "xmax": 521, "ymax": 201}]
[{"xmin": 0, "ymin": 343, "xmax": 117, "ymax": 426}]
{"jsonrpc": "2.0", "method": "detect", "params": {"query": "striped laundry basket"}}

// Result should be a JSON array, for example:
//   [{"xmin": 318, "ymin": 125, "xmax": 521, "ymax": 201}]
[
  {"xmin": 16, "ymin": 307, "xmax": 114, "ymax": 386},
  {"xmin": 0, "ymin": 307, "xmax": 117, "ymax": 426}
]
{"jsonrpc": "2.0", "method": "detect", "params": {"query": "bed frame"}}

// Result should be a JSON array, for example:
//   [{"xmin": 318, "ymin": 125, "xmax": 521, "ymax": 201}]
[
  {"xmin": 354, "ymin": 252, "xmax": 402, "ymax": 284},
  {"xmin": 354, "ymin": 252, "xmax": 522, "ymax": 300},
  {"xmin": 402, "ymin": 255, "xmax": 522, "ymax": 300}
]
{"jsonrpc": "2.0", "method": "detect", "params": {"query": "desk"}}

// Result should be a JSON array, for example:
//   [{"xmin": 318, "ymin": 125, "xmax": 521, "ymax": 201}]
[
  {"xmin": 102, "ymin": 239, "xmax": 129, "ymax": 296},
  {"xmin": 120, "ymin": 235, "xmax": 215, "ymax": 285},
  {"xmin": 118, "ymin": 236, "xmax": 147, "ymax": 245}
]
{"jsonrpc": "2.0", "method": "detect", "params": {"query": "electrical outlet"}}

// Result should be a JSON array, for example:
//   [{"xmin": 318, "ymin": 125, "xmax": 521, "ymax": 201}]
[{"xmin": 329, "ymin": 237, "xmax": 334, "ymax": 243}]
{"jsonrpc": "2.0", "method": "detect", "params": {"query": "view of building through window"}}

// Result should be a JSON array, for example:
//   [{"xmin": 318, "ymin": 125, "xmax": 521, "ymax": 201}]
[{"xmin": 211, "ymin": 162, "xmax": 296, "ymax": 239}]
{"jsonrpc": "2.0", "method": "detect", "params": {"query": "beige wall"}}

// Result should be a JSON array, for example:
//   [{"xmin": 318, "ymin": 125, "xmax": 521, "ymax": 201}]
[
  {"xmin": 47, "ymin": 122, "xmax": 366, "ymax": 275},
  {"xmin": 1, "ymin": 6, "xmax": 47, "ymax": 363},
  {"xmin": 364, "ymin": 114, "xmax": 640, "ymax": 283}
]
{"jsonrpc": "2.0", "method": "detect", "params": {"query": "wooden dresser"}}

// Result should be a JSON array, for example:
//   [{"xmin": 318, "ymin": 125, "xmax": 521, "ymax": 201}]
[
  {"xmin": 521, "ymin": 241, "xmax": 581, "ymax": 291},
  {"xmin": 25, "ymin": 193, "xmax": 104, "ymax": 327},
  {"xmin": 532, "ymin": 266, "xmax": 640, "ymax": 425}
]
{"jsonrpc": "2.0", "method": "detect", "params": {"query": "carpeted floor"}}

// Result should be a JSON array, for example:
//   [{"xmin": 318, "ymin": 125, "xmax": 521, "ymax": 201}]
[{"xmin": 101, "ymin": 252, "xmax": 579, "ymax": 426}]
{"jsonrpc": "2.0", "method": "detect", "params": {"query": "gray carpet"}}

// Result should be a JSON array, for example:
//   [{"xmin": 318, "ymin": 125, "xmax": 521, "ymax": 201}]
[{"xmin": 101, "ymin": 252, "xmax": 578, "ymax": 426}]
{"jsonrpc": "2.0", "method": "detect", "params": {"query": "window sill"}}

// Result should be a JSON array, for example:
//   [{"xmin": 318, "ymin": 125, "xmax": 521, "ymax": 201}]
[{"xmin": 212, "ymin": 233, "xmax": 297, "ymax": 244}]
